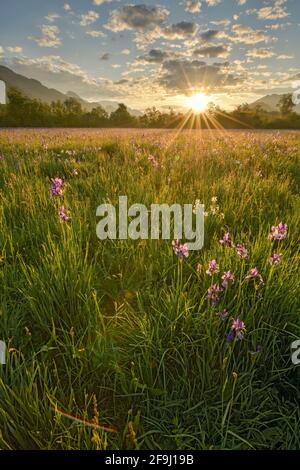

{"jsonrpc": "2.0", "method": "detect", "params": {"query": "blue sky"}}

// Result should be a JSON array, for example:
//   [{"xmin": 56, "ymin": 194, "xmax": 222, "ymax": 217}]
[{"xmin": 0, "ymin": 0, "xmax": 299, "ymax": 110}]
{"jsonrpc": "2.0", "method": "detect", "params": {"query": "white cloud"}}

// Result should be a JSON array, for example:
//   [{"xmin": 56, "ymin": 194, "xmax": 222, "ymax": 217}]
[
  {"xmin": 44, "ymin": 13, "xmax": 60, "ymax": 23},
  {"xmin": 80, "ymin": 11, "xmax": 99, "ymax": 27},
  {"xmin": 86, "ymin": 30, "xmax": 106, "ymax": 37},
  {"xmin": 185, "ymin": 1, "xmax": 202, "ymax": 13},
  {"xmin": 29, "ymin": 25, "xmax": 61, "ymax": 48},
  {"xmin": 121, "ymin": 49, "xmax": 131, "ymax": 55},
  {"xmin": 64, "ymin": 4, "xmax": 71, "ymax": 12},
  {"xmin": 246, "ymin": 48, "xmax": 275, "ymax": 58},
  {"xmin": 93, "ymin": 0, "xmax": 113, "ymax": 5},
  {"xmin": 6, "ymin": 46, "xmax": 23, "ymax": 53},
  {"xmin": 256, "ymin": 0, "xmax": 289, "ymax": 20}
]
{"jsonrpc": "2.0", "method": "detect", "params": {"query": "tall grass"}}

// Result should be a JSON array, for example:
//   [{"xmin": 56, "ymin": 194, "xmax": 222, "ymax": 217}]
[{"xmin": 0, "ymin": 129, "xmax": 299, "ymax": 450}]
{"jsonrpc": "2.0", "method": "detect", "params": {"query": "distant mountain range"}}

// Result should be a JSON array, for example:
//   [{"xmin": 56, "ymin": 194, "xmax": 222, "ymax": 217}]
[
  {"xmin": 249, "ymin": 94, "xmax": 300, "ymax": 114},
  {"xmin": 0, "ymin": 65, "xmax": 142, "ymax": 116}
]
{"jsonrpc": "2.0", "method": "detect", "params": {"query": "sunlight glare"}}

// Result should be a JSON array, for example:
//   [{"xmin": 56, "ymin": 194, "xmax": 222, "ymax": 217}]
[{"xmin": 186, "ymin": 93, "xmax": 209, "ymax": 113}]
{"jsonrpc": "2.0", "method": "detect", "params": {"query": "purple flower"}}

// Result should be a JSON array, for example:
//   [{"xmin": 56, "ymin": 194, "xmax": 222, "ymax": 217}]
[
  {"xmin": 235, "ymin": 244, "xmax": 249, "ymax": 260},
  {"xmin": 206, "ymin": 259, "xmax": 220, "ymax": 276},
  {"xmin": 59, "ymin": 206, "xmax": 71, "ymax": 223},
  {"xmin": 222, "ymin": 271, "xmax": 235, "ymax": 288},
  {"xmin": 230, "ymin": 318, "xmax": 246, "ymax": 341},
  {"xmin": 216, "ymin": 309, "xmax": 229, "ymax": 319},
  {"xmin": 172, "ymin": 240, "xmax": 189, "ymax": 259},
  {"xmin": 268, "ymin": 222, "xmax": 288, "ymax": 241},
  {"xmin": 269, "ymin": 252, "xmax": 283, "ymax": 266},
  {"xmin": 245, "ymin": 267, "xmax": 264, "ymax": 284},
  {"xmin": 207, "ymin": 283, "xmax": 223, "ymax": 304},
  {"xmin": 219, "ymin": 231, "xmax": 232, "ymax": 247},
  {"xmin": 51, "ymin": 177, "xmax": 64, "ymax": 197}
]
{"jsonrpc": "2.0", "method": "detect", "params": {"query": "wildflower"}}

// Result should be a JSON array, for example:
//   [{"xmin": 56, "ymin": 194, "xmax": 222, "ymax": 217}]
[
  {"xmin": 206, "ymin": 259, "xmax": 220, "ymax": 276},
  {"xmin": 0, "ymin": 155, "xmax": 5, "ymax": 161},
  {"xmin": 230, "ymin": 318, "xmax": 246, "ymax": 341},
  {"xmin": 269, "ymin": 252, "xmax": 283, "ymax": 266},
  {"xmin": 207, "ymin": 283, "xmax": 223, "ymax": 304},
  {"xmin": 59, "ymin": 205, "xmax": 71, "ymax": 223},
  {"xmin": 222, "ymin": 271, "xmax": 235, "ymax": 288},
  {"xmin": 172, "ymin": 240, "xmax": 189, "ymax": 259},
  {"xmin": 219, "ymin": 231, "xmax": 233, "ymax": 247},
  {"xmin": 245, "ymin": 267, "xmax": 264, "ymax": 285},
  {"xmin": 235, "ymin": 243, "xmax": 249, "ymax": 260},
  {"xmin": 148, "ymin": 155, "xmax": 159, "ymax": 168},
  {"xmin": 211, "ymin": 196, "xmax": 218, "ymax": 203},
  {"xmin": 196, "ymin": 263, "xmax": 203, "ymax": 273},
  {"xmin": 193, "ymin": 199, "xmax": 202, "ymax": 214},
  {"xmin": 50, "ymin": 177, "xmax": 64, "ymax": 197},
  {"xmin": 216, "ymin": 309, "xmax": 229, "ymax": 319},
  {"xmin": 72, "ymin": 169, "xmax": 79, "ymax": 176},
  {"xmin": 268, "ymin": 222, "xmax": 288, "ymax": 241}
]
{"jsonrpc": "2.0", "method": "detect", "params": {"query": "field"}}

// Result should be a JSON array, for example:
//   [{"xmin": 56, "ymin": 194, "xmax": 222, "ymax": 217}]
[{"xmin": 0, "ymin": 128, "xmax": 299, "ymax": 450}]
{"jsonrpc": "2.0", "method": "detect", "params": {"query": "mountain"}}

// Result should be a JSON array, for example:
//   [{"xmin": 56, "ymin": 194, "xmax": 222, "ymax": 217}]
[
  {"xmin": 0, "ymin": 65, "xmax": 142, "ymax": 116},
  {"xmin": 249, "ymin": 94, "xmax": 300, "ymax": 114}
]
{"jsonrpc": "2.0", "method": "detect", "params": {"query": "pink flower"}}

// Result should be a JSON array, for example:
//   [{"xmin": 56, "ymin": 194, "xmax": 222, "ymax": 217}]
[
  {"xmin": 245, "ymin": 267, "xmax": 264, "ymax": 284},
  {"xmin": 222, "ymin": 271, "xmax": 235, "ymax": 288},
  {"xmin": 172, "ymin": 240, "xmax": 189, "ymax": 259},
  {"xmin": 206, "ymin": 259, "xmax": 220, "ymax": 276},
  {"xmin": 51, "ymin": 177, "xmax": 64, "ymax": 197},
  {"xmin": 269, "ymin": 252, "xmax": 282, "ymax": 266},
  {"xmin": 268, "ymin": 223, "xmax": 288, "ymax": 241},
  {"xmin": 59, "ymin": 206, "xmax": 71, "ymax": 223},
  {"xmin": 148, "ymin": 155, "xmax": 159, "ymax": 168},
  {"xmin": 207, "ymin": 283, "xmax": 223, "ymax": 304},
  {"xmin": 219, "ymin": 232, "xmax": 232, "ymax": 247},
  {"xmin": 231, "ymin": 318, "xmax": 246, "ymax": 340},
  {"xmin": 235, "ymin": 244, "xmax": 249, "ymax": 260},
  {"xmin": 216, "ymin": 309, "xmax": 229, "ymax": 319}
]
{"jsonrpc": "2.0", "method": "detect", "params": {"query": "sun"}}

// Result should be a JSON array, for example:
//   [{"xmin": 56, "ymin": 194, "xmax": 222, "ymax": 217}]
[{"xmin": 186, "ymin": 93, "xmax": 209, "ymax": 113}]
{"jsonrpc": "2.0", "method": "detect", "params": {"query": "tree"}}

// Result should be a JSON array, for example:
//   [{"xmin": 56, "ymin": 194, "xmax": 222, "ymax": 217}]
[
  {"xmin": 278, "ymin": 94, "xmax": 295, "ymax": 116},
  {"xmin": 110, "ymin": 103, "xmax": 135, "ymax": 127}
]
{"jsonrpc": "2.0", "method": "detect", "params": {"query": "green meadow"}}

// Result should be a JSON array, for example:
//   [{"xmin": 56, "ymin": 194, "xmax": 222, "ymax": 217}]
[{"xmin": 0, "ymin": 128, "xmax": 299, "ymax": 450}]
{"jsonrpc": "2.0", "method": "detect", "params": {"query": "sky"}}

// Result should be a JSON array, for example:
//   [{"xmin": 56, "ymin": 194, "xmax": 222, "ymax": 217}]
[{"xmin": 0, "ymin": 0, "xmax": 299, "ymax": 110}]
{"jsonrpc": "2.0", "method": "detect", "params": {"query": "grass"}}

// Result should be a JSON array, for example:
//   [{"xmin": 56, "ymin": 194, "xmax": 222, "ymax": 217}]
[{"xmin": 0, "ymin": 128, "xmax": 299, "ymax": 450}]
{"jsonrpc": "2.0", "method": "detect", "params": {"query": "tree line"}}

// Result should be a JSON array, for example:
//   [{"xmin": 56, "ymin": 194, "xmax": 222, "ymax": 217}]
[{"xmin": 0, "ymin": 87, "xmax": 299, "ymax": 129}]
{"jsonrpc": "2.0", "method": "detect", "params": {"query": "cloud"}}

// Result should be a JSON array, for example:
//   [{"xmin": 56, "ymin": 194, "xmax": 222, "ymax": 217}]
[
  {"xmin": 105, "ymin": 4, "xmax": 169, "ymax": 32},
  {"xmin": 193, "ymin": 44, "xmax": 231, "ymax": 58},
  {"xmin": 64, "ymin": 4, "xmax": 71, "ymax": 11},
  {"xmin": 80, "ymin": 11, "xmax": 100, "ymax": 27},
  {"xmin": 0, "ymin": 46, "xmax": 4, "ymax": 55},
  {"xmin": 100, "ymin": 53, "xmax": 111, "ymax": 61},
  {"xmin": 210, "ymin": 19, "xmax": 231, "ymax": 26},
  {"xmin": 246, "ymin": 48, "xmax": 275, "ymax": 58},
  {"xmin": 2, "ymin": 55, "xmax": 121, "ymax": 100},
  {"xmin": 200, "ymin": 29, "xmax": 225, "ymax": 41},
  {"xmin": 256, "ymin": 0, "xmax": 289, "ymax": 20},
  {"xmin": 86, "ymin": 30, "xmax": 106, "ymax": 37},
  {"xmin": 93, "ymin": 0, "xmax": 113, "ymax": 5},
  {"xmin": 29, "ymin": 25, "xmax": 61, "ymax": 48},
  {"xmin": 137, "ymin": 49, "xmax": 170, "ymax": 63},
  {"xmin": 237, "ymin": 0, "xmax": 247, "ymax": 5},
  {"xmin": 6, "ymin": 46, "xmax": 23, "ymax": 53},
  {"xmin": 44, "ymin": 13, "xmax": 60, "ymax": 23},
  {"xmin": 185, "ymin": 1, "xmax": 202, "ymax": 13},
  {"xmin": 121, "ymin": 49, "xmax": 131, "ymax": 55},
  {"xmin": 231, "ymin": 24, "xmax": 272, "ymax": 44},
  {"xmin": 159, "ymin": 59, "xmax": 242, "ymax": 93},
  {"xmin": 206, "ymin": 0, "xmax": 222, "ymax": 6},
  {"xmin": 159, "ymin": 21, "xmax": 199, "ymax": 39},
  {"xmin": 277, "ymin": 54, "xmax": 294, "ymax": 59}
]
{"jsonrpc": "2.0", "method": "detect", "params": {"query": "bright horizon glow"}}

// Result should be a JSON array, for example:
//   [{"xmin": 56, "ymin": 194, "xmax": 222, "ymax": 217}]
[{"xmin": 186, "ymin": 93, "xmax": 210, "ymax": 113}]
